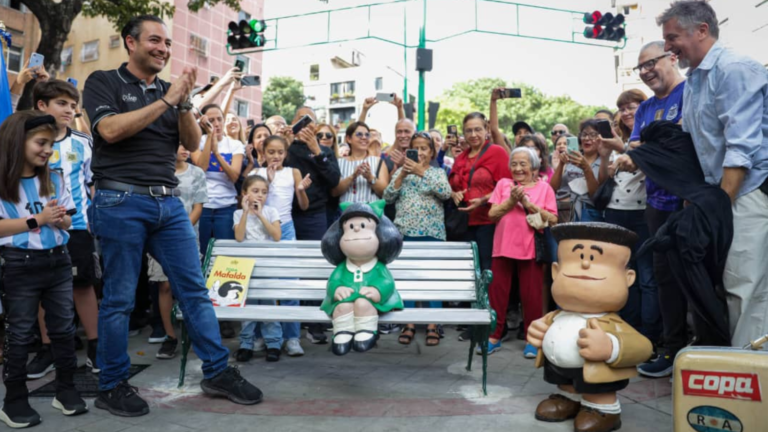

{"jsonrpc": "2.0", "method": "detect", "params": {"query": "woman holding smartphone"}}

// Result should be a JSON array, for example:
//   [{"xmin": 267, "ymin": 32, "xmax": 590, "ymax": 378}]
[{"xmin": 332, "ymin": 122, "xmax": 389, "ymax": 204}]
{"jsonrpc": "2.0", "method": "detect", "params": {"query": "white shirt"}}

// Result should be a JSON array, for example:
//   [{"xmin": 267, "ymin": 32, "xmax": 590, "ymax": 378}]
[
  {"xmin": 199, "ymin": 135, "xmax": 245, "ymax": 209},
  {"xmin": 49, "ymin": 129, "xmax": 93, "ymax": 230},
  {"xmin": 252, "ymin": 167, "xmax": 295, "ymax": 225},
  {"xmin": 607, "ymin": 151, "xmax": 646, "ymax": 210},
  {"xmin": 542, "ymin": 311, "xmax": 620, "ymax": 368},
  {"xmin": 232, "ymin": 205, "xmax": 280, "ymax": 242},
  {"xmin": 345, "ymin": 258, "xmax": 378, "ymax": 282}
]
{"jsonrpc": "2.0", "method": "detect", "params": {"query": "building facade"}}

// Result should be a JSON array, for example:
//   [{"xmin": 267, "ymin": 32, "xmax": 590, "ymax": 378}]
[{"xmin": 1, "ymin": 1, "xmax": 40, "ymax": 87}]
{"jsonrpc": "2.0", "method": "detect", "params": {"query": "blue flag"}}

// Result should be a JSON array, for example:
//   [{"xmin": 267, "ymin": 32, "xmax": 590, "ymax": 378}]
[{"xmin": 0, "ymin": 42, "xmax": 13, "ymax": 124}]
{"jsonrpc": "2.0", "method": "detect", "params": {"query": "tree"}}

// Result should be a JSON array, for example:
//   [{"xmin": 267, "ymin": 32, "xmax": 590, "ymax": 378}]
[
  {"xmin": 433, "ymin": 78, "xmax": 609, "ymax": 146},
  {"xmin": 261, "ymin": 76, "xmax": 305, "ymax": 122},
  {"xmin": 16, "ymin": 0, "xmax": 241, "ymax": 110}
]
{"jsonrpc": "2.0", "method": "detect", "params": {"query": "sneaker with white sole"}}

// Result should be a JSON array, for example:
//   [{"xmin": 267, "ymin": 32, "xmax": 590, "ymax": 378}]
[
  {"xmin": 252, "ymin": 338, "xmax": 266, "ymax": 352},
  {"xmin": 637, "ymin": 353, "xmax": 674, "ymax": 378},
  {"xmin": 147, "ymin": 327, "xmax": 167, "ymax": 344},
  {"xmin": 285, "ymin": 338, "xmax": 304, "ymax": 357},
  {"xmin": 26, "ymin": 345, "xmax": 55, "ymax": 380}
]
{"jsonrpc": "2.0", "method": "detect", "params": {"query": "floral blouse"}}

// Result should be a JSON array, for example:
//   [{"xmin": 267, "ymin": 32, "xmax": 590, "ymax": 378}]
[{"xmin": 383, "ymin": 166, "xmax": 452, "ymax": 240}]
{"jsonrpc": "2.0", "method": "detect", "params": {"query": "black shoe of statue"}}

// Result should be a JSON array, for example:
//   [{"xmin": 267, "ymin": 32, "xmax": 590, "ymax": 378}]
[
  {"xmin": 95, "ymin": 381, "xmax": 150, "ymax": 417},
  {"xmin": 200, "ymin": 366, "xmax": 263, "ymax": 405},
  {"xmin": 331, "ymin": 332, "xmax": 354, "ymax": 356},
  {"xmin": 352, "ymin": 331, "xmax": 378, "ymax": 353}
]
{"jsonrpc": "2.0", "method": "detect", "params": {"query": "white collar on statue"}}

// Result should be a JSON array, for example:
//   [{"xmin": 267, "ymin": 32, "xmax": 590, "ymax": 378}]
[{"xmin": 346, "ymin": 258, "xmax": 378, "ymax": 274}]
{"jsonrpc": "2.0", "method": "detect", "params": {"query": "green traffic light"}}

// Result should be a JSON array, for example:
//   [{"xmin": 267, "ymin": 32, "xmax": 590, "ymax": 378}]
[{"xmin": 250, "ymin": 19, "xmax": 266, "ymax": 33}]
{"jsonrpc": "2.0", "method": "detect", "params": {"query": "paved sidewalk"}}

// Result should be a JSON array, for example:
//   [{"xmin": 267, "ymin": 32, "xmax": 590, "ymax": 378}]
[{"xmin": 6, "ymin": 326, "xmax": 672, "ymax": 432}]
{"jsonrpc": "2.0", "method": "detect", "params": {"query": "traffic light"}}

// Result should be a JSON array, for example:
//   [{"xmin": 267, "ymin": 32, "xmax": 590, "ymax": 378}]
[
  {"xmin": 227, "ymin": 19, "xmax": 267, "ymax": 49},
  {"xmin": 582, "ymin": 11, "xmax": 625, "ymax": 42}
]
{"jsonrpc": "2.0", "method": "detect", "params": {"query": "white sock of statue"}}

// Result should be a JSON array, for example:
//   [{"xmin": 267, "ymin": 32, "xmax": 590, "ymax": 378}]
[
  {"xmin": 332, "ymin": 312, "xmax": 355, "ymax": 344},
  {"xmin": 354, "ymin": 315, "xmax": 379, "ymax": 342}
]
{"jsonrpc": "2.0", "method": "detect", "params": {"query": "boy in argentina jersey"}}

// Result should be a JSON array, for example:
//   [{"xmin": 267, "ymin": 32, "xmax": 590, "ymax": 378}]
[{"xmin": 31, "ymin": 80, "xmax": 101, "ymax": 377}]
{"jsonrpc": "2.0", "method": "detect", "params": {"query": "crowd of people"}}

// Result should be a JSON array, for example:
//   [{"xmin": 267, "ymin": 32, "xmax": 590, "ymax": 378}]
[{"xmin": 0, "ymin": 0, "xmax": 766, "ymax": 430}]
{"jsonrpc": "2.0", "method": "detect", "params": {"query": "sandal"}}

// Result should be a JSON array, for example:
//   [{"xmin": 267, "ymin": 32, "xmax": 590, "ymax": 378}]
[
  {"xmin": 398, "ymin": 326, "xmax": 416, "ymax": 345},
  {"xmin": 426, "ymin": 327, "xmax": 440, "ymax": 346}
]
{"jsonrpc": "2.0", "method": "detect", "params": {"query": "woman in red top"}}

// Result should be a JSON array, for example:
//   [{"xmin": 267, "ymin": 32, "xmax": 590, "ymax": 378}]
[{"xmin": 448, "ymin": 112, "xmax": 512, "ymax": 272}]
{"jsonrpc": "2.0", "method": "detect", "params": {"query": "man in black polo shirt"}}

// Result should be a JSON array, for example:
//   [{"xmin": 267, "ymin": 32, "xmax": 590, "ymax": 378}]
[{"xmin": 83, "ymin": 15, "xmax": 262, "ymax": 417}]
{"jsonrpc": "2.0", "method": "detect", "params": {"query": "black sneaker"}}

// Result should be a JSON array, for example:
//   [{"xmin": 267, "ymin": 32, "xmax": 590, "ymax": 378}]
[
  {"xmin": 156, "ymin": 337, "xmax": 178, "ymax": 359},
  {"xmin": 637, "ymin": 353, "xmax": 674, "ymax": 378},
  {"xmin": 74, "ymin": 335, "xmax": 84, "ymax": 351},
  {"xmin": 235, "ymin": 348, "xmax": 253, "ymax": 362},
  {"xmin": 87, "ymin": 339, "xmax": 100, "ymax": 374},
  {"xmin": 378, "ymin": 324, "xmax": 401, "ymax": 335},
  {"xmin": 0, "ymin": 400, "xmax": 41, "ymax": 428},
  {"xmin": 219, "ymin": 321, "xmax": 236, "ymax": 339},
  {"xmin": 305, "ymin": 328, "xmax": 328, "ymax": 345},
  {"xmin": 265, "ymin": 348, "xmax": 281, "ymax": 362},
  {"xmin": 53, "ymin": 387, "xmax": 88, "ymax": 416},
  {"xmin": 27, "ymin": 344, "xmax": 55, "ymax": 380},
  {"xmin": 95, "ymin": 381, "xmax": 150, "ymax": 417},
  {"xmin": 201, "ymin": 366, "xmax": 263, "ymax": 405},
  {"xmin": 458, "ymin": 328, "xmax": 472, "ymax": 342},
  {"xmin": 148, "ymin": 326, "xmax": 167, "ymax": 344}
]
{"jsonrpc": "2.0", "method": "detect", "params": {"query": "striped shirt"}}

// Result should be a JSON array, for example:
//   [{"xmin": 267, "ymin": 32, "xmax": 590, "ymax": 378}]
[
  {"xmin": 0, "ymin": 174, "xmax": 76, "ymax": 249},
  {"xmin": 49, "ymin": 128, "xmax": 93, "ymax": 230},
  {"xmin": 337, "ymin": 156, "xmax": 381, "ymax": 204}
]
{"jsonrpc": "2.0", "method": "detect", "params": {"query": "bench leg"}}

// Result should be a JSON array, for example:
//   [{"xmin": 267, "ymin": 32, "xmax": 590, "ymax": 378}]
[
  {"xmin": 479, "ymin": 325, "xmax": 489, "ymax": 396},
  {"xmin": 178, "ymin": 320, "xmax": 191, "ymax": 388},
  {"xmin": 466, "ymin": 325, "xmax": 476, "ymax": 372}
]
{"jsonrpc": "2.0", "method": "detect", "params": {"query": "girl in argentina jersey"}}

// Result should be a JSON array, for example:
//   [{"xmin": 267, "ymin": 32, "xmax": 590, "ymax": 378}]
[{"xmin": 0, "ymin": 112, "xmax": 87, "ymax": 428}]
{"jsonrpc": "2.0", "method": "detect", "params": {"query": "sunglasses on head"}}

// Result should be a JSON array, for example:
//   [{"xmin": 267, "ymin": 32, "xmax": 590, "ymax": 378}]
[{"xmin": 316, "ymin": 132, "xmax": 334, "ymax": 140}]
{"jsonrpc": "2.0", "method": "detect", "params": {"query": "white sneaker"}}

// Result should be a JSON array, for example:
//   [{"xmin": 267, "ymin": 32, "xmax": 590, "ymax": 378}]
[
  {"xmin": 285, "ymin": 338, "xmax": 304, "ymax": 357},
  {"xmin": 252, "ymin": 338, "xmax": 266, "ymax": 352}
]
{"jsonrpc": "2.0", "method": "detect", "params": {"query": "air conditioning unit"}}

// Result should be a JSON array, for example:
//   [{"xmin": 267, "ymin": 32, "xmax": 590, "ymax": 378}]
[{"xmin": 190, "ymin": 34, "xmax": 209, "ymax": 57}]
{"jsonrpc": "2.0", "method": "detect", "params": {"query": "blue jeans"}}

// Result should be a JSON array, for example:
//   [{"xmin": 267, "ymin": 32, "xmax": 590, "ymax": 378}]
[
  {"xmin": 403, "ymin": 235, "xmax": 442, "ymax": 309},
  {"xmin": 91, "ymin": 189, "xmax": 229, "ymax": 391},
  {"xmin": 604, "ymin": 208, "xmax": 662, "ymax": 342},
  {"xmin": 579, "ymin": 202, "xmax": 605, "ymax": 222},
  {"xmin": 198, "ymin": 205, "xmax": 236, "ymax": 255},
  {"xmin": 279, "ymin": 221, "xmax": 300, "ymax": 340},
  {"xmin": 240, "ymin": 300, "xmax": 283, "ymax": 350}
]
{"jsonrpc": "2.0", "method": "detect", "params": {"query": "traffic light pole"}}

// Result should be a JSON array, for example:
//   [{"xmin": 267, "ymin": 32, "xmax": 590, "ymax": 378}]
[{"xmin": 418, "ymin": 0, "xmax": 427, "ymax": 130}]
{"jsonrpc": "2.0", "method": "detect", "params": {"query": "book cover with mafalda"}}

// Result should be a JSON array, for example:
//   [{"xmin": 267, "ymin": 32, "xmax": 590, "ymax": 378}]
[{"xmin": 205, "ymin": 257, "xmax": 256, "ymax": 308}]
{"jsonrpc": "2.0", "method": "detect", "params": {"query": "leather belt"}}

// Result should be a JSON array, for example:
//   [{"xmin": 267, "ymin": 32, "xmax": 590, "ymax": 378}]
[{"xmin": 96, "ymin": 180, "xmax": 181, "ymax": 197}]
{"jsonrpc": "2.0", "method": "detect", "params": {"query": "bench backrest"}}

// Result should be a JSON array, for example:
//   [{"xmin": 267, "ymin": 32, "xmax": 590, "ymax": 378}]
[{"xmin": 204, "ymin": 240, "xmax": 480, "ymax": 304}]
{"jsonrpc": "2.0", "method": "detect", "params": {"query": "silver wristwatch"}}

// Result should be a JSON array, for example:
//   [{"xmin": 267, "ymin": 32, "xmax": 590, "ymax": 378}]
[{"xmin": 178, "ymin": 97, "xmax": 193, "ymax": 114}]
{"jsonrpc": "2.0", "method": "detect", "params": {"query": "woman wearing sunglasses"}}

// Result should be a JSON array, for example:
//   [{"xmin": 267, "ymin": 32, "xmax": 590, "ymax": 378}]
[
  {"xmin": 315, "ymin": 123, "xmax": 339, "ymax": 157},
  {"xmin": 332, "ymin": 121, "xmax": 390, "ymax": 204}
]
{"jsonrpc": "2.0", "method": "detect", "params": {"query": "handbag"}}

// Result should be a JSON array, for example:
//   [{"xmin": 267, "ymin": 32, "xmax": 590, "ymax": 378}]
[
  {"xmin": 591, "ymin": 177, "xmax": 617, "ymax": 211},
  {"xmin": 525, "ymin": 204, "xmax": 551, "ymax": 264},
  {"xmin": 445, "ymin": 144, "xmax": 491, "ymax": 241}
]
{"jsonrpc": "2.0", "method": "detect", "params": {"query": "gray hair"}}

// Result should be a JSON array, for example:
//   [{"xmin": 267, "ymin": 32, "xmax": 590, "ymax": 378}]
[
  {"xmin": 656, "ymin": 0, "xmax": 719, "ymax": 39},
  {"xmin": 640, "ymin": 40, "xmax": 667, "ymax": 54},
  {"xmin": 510, "ymin": 147, "xmax": 540, "ymax": 171}
]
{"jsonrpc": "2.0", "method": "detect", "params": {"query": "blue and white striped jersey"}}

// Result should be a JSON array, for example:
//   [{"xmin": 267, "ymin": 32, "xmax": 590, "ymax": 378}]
[
  {"xmin": 49, "ymin": 128, "xmax": 93, "ymax": 230},
  {"xmin": 0, "ymin": 174, "xmax": 76, "ymax": 249}
]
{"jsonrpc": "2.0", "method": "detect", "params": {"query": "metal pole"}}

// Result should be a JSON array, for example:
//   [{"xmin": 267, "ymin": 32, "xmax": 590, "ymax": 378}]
[
  {"xmin": 403, "ymin": 4, "xmax": 408, "ymax": 103},
  {"xmin": 417, "ymin": 0, "xmax": 426, "ymax": 130}
]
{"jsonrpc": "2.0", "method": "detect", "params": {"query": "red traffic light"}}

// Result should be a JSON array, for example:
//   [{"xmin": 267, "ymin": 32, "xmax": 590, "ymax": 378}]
[
  {"xmin": 582, "ymin": 11, "xmax": 625, "ymax": 42},
  {"xmin": 583, "ymin": 11, "xmax": 602, "ymax": 24}
]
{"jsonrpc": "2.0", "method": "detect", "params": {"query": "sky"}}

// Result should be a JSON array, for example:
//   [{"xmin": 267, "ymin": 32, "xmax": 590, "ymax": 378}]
[{"xmin": 260, "ymin": 0, "xmax": 763, "ymax": 108}]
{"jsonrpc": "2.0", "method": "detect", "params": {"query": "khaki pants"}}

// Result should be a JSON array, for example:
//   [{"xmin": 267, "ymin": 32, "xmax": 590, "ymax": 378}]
[{"xmin": 724, "ymin": 188, "xmax": 768, "ymax": 348}]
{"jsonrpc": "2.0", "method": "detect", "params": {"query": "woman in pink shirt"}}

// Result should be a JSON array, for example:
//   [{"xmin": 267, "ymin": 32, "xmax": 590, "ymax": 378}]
[{"xmin": 482, "ymin": 147, "xmax": 557, "ymax": 358}]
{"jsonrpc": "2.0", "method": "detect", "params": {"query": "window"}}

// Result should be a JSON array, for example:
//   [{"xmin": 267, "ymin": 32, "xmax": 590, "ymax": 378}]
[
  {"xmin": 109, "ymin": 35, "xmax": 121, "ymax": 49},
  {"xmin": 375, "ymin": 77, "xmax": 383, "ymax": 90},
  {"xmin": 330, "ymin": 81, "xmax": 355, "ymax": 98},
  {"xmin": 236, "ymin": 55, "xmax": 250, "ymax": 73},
  {"xmin": 330, "ymin": 107, "xmax": 355, "ymax": 125},
  {"xmin": 309, "ymin": 64, "xmax": 320, "ymax": 81},
  {"xmin": 190, "ymin": 33, "xmax": 209, "ymax": 57},
  {"xmin": 60, "ymin": 46, "xmax": 73, "ymax": 68},
  {"xmin": 238, "ymin": 11, "xmax": 251, "ymax": 22},
  {"xmin": 81, "ymin": 40, "xmax": 99, "ymax": 63},
  {"xmin": 5, "ymin": 45, "xmax": 22, "ymax": 73},
  {"xmin": 0, "ymin": 0, "xmax": 24, "ymax": 11},
  {"xmin": 235, "ymin": 99, "xmax": 249, "ymax": 118}
]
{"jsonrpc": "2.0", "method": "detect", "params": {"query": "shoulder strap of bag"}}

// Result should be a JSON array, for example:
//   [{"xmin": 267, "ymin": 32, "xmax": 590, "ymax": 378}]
[{"xmin": 466, "ymin": 143, "xmax": 491, "ymax": 191}]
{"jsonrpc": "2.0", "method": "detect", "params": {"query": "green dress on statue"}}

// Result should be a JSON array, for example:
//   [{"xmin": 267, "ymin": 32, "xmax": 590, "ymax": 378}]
[{"xmin": 320, "ymin": 259, "xmax": 404, "ymax": 316}]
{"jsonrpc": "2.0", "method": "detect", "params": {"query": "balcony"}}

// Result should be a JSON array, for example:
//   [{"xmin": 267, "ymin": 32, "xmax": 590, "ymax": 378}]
[{"xmin": 330, "ymin": 92, "xmax": 355, "ymax": 105}]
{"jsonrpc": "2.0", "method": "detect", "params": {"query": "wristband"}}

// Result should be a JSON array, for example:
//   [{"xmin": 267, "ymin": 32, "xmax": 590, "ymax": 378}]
[
  {"xmin": 160, "ymin": 97, "xmax": 174, "ymax": 109},
  {"xmin": 74, "ymin": 113, "xmax": 83, "ymax": 118}
]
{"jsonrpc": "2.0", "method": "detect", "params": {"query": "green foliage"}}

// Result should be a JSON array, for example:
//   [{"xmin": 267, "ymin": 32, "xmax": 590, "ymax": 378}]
[
  {"xmin": 262, "ymin": 76, "xmax": 306, "ymax": 121},
  {"xmin": 82, "ymin": 0, "xmax": 242, "ymax": 32},
  {"xmin": 434, "ymin": 78, "xmax": 609, "ymax": 146}
]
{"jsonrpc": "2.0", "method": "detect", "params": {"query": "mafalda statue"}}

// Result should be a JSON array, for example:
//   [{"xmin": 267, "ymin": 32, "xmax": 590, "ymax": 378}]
[
  {"xmin": 527, "ymin": 222, "xmax": 653, "ymax": 432},
  {"xmin": 320, "ymin": 200, "xmax": 404, "ymax": 356}
]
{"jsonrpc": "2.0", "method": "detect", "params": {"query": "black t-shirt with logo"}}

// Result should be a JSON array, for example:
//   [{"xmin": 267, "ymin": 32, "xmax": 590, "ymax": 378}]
[{"xmin": 83, "ymin": 63, "xmax": 180, "ymax": 188}]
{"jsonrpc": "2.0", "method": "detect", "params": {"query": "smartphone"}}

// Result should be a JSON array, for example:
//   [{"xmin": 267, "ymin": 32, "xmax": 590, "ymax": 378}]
[
  {"xmin": 596, "ymin": 119, "xmax": 613, "ymax": 139},
  {"xmin": 29, "ymin": 53, "xmax": 44, "ymax": 69},
  {"xmin": 67, "ymin": 77, "xmax": 78, "ymax": 88},
  {"xmin": 246, "ymin": 119, "xmax": 255, "ymax": 128},
  {"xmin": 406, "ymin": 149, "xmax": 419, "ymax": 163},
  {"xmin": 447, "ymin": 125, "xmax": 458, "ymax": 136},
  {"xmin": 500, "ymin": 88, "xmax": 522, "ymax": 99},
  {"xmin": 376, "ymin": 92, "xmax": 395, "ymax": 103},
  {"xmin": 566, "ymin": 136, "xmax": 580, "ymax": 154},
  {"xmin": 291, "ymin": 114, "xmax": 313, "ymax": 135},
  {"xmin": 241, "ymin": 75, "xmax": 260, "ymax": 87},
  {"xmin": 234, "ymin": 59, "xmax": 245, "ymax": 72},
  {"xmin": 66, "ymin": 208, "xmax": 77, "ymax": 216}
]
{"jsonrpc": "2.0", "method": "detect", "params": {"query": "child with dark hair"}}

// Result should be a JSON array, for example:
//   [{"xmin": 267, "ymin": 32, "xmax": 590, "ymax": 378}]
[
  {"xmin": 0, "ymin": 112, "xmax": 88, "ymax": 427},
  {"xmin": 233, "ymin": 175, "xmax": 284, "ymax": 362}
]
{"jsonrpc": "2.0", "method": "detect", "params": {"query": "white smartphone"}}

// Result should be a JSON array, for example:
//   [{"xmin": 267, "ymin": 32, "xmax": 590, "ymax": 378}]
[
  {"xmin": 28, "ymin": 53, "xmax": 44, "ymax": 69},
  {"xmin": 376, "ymin": 92, "xmax": 395, "ymax": 103}
]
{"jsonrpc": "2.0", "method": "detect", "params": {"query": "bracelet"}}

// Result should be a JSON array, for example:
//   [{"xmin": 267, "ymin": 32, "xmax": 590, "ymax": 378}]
[
  {"xmin": 74, "ymin": 113, "xmax": 83, "ymax": 118},
  {"xmin": 160, "ymin": 97, "xmax": 174, "ymax": 109}
]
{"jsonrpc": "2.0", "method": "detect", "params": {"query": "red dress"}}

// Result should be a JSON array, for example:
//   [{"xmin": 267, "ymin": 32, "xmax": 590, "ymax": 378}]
[{"xmin": 449, "ymin": 144, "xmax": 512, "ymax": 226}]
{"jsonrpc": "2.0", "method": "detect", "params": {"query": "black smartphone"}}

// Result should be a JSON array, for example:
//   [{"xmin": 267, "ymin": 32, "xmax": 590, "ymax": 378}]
[
  {"xmin": 406, "ymin": 149, "xmax": 419, "ymax": 163},
  {"xmin": 596, "ymin": 119, "xmax": 613, "ymax": 139},
  {"xmin": 234, "ymin": 59, "xmax": 245, "ymax": 72},
  {"xmin": 501, "ymin": 88, "xmax": 522, "ymax": 99},
  {"xmin": 241, "ymin": 75, "xmax": 260, "ymax": 86},
  {"xmin": 246, "ymin": 119, "xmax": 255, "ymax": 128},
  {"xmin": 66, "ymin": 208, "xmax": 77, "ymax": 216},
  {"xmin": 291, "ymin": 114, "xmax": 313, "ymax": 135},
  {"xmin": 447, "ymin": 125, "xmax": 458, "ymax": 136}
]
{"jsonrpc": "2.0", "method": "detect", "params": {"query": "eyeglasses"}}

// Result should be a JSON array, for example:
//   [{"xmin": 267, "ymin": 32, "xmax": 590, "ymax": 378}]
[
  {"xmin": 316, "ymin": 132, "xmax": 334, "ymax": 140},
  {"xmin": 632, "ymin": 53, "xmax": 671, "ymax": 74},
  {"xmin": 551, "ymin": 130, "xmax": 567, "ymax": 136},
  {"xmin": 618, "ymin": 104, "xmax": 639, "ymax": 114},
  {"xmin": 355, "ymin": 132, "xmax": 371, "ymax": 138},
  {"xmin": 579, "ymin": 132, "xmax": 600, "ymax": 140}
]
